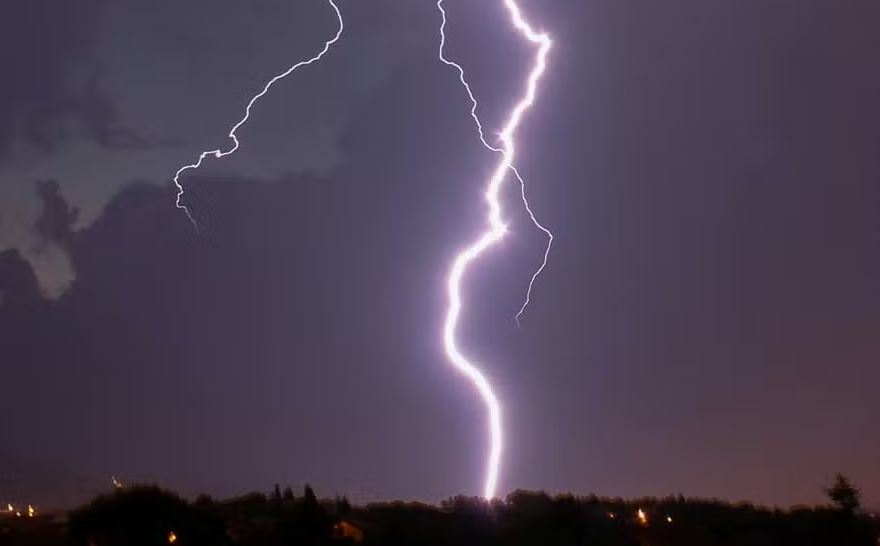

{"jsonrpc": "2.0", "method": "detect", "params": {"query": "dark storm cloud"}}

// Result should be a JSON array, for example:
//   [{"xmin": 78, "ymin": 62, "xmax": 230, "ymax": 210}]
[
  {"xmin": 34, "ymin": 180, "xmax": 78, "ymax": 249},
  {"xmin": 2, "ymin": 0, "xmax": 879, "ymax": 510},
  {"xmin": 0, "ymin": 249, "xmax": 40, "ymax": 305},
  {"xmin": 0, "ymin": 42, "xmax": 495, "ymax": 505},
  {"xmin": 72, "ymin": 74, "xmax": 162, "ymax": 151},
  {"xmin": 0, "ymin": 1, "xmax": 98, "ymax": 153},
  {"xmin": 0, "ymin": 1, "xmax": 152, "ymax": 157}
]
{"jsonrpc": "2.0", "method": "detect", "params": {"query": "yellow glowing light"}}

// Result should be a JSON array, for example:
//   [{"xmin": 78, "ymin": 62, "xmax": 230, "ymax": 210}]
[
  {"xmin": 27, "ymin": 505, "xmax": 35, "ymax": 518},
  {"xmin": 637, "ymin": 509, "xmax": 648, "ymax": 525},
  {"xmin": 666, "ymin": 515, "xmax": 673, "ymax": 523},
  {"xmin": 15, "ymin": 512, "xmax": 21, "ymax": 518},
  {"xmin": 6, "ymin": 504, "xmax": 12, "ymax": 513},
  {"xmin": 168, "ymin": 531, "xmax": 177, "ymax": 544}
]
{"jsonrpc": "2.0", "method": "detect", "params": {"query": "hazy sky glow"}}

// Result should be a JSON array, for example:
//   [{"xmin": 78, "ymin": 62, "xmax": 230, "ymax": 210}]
[{"xmin": 1, "ymin": 0, "xmax": 878, "ymax": 509}]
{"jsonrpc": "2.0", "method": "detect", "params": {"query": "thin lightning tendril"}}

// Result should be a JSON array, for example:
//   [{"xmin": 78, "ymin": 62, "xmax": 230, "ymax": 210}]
[
  {"xmin": 172, "ymin": 0, "xmax": 344, "ymax": 227},
  {"xmin": 437, "ymin": 2, "xmax": 553, "ymax": 326},
  {"xmin": 438, "ymin": 0, "xmax": 552, "ymax": 499}
]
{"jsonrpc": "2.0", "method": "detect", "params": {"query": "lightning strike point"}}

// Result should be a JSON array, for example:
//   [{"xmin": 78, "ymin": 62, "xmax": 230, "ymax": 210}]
[
  {"xmin": 437, "ymin": 0, "xmax": 553, "ymax": 499},
  {"xmin": 172, "ymin": 0, "xmax": 344, "ymax": 227}
]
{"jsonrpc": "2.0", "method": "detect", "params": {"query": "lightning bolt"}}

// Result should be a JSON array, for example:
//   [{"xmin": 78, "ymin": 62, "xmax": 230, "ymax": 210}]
[
  {"xmin": 168, "ymin": 0, "xmax": 549, "ymax": 502},
  {"xmin": 437, "ymin": 0, "xmax": 552, "ymax": 499},
  {"xmin": 437, "ymin": 3, "xmax": 553, "ymax": 326},
  {"xmin": 172, "ymin": 0, "xmax": 344, "ymax": 227}
]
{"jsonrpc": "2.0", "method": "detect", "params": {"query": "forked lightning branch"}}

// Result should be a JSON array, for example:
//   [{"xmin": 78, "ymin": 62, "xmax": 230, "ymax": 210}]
[{"xmin": 171, "ymin": 0, "xmax": 554, "ymax": 501}]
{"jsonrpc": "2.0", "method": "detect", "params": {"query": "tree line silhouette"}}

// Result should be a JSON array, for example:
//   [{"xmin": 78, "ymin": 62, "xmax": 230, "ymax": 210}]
[{"xmin": 1, "ymin": 475, "xmax": 876, "ymax": 546}]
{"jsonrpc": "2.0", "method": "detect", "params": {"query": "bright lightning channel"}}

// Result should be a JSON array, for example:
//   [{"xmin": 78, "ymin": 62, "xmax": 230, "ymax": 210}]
[
  {"xmin": 437, "ymin": 0, "xmax": 552, "ymax": 499},
  {"xmin": 172, "ymin": 0, "xmax": 344, "ymax": 227},
  {"xmin": 437, "ymin": 3, "xmax": 553, "ymax": 326}
]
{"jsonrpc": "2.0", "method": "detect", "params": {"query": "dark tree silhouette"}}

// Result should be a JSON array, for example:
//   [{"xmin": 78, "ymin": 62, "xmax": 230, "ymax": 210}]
[
  {"xmin": 826, "ymin": 473, "xmax": 861, "ymax": 514},
  {"xmin": 11, "ymin": 484, "xmax": 880, "ymax": 546},
  {"xmin": 283, "ymin": 486, "xmax": 295, "ymax": 502},
  {"xmin": 67, "ymin": 485, "xmax": 227, "ymax": 546},
  {"xmin": 303, "ymin": 484, "xmax": 318, "ymax": 509}
]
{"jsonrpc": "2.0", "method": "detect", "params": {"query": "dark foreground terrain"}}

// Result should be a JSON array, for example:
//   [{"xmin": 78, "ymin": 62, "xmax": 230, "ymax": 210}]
[{"xmin": 2, "ymin": 485, "xmax": 877, "ymax": 546}]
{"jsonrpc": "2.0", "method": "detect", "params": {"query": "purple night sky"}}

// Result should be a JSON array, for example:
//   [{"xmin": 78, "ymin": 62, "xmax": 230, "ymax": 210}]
[{"xmin": 1, "ymin": 0, "xmax": 878, "ymax": 509}]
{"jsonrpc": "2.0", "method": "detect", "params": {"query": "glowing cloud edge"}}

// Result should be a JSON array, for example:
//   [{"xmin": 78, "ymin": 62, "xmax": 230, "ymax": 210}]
[
  {"xmin": 172, "ymin": 0, "xmax": 345, "ymax": 227},
  {"xmin": 437, "ymin": 0, "xmax": 552, "ymax": 499}
]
